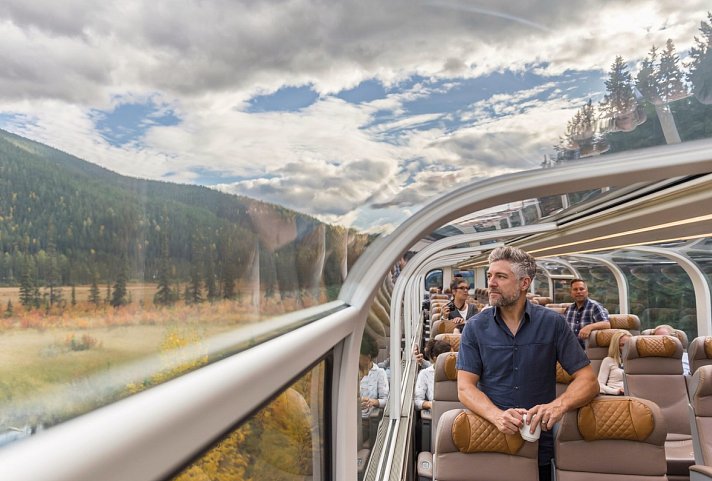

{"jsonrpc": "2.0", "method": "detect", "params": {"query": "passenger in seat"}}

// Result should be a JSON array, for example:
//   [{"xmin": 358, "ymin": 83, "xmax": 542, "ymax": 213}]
[
  {"xmin": 563, "ymin": 278, "xmax": 611, "ymax": 348},
  {"xmin": 359, "ymin": 334, "xmax": 389, "ymax": 418},
  {"xmin": 414, "ymin": 339, "xmax": 452, "ymax": 411},
  {"xmin": 457, "ymin": 246, "xmax": 598, "ymax": 481},
  {"xmin": 598, "ymin": 330, "xmax": 631, "ymax": 395},
  {"xmin": 653, "ymin": 325, "xmax": 690, "ymax": 375},
  {"xmin": 444, "ymin": 278, "xmax": 479, "ymax": 333}
]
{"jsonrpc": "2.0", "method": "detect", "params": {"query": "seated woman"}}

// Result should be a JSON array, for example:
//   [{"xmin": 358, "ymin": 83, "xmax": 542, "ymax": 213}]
[
  {"xmin": 598, "ymin": 330, "xmax": 632, "ymax": 395},
  {"xmin": 414, "ymin": 339, "xmax": 452, "ymax": 411},
  {"xmin": 359, "ymin": 334, "xmax": 389, "ymax": 419}
]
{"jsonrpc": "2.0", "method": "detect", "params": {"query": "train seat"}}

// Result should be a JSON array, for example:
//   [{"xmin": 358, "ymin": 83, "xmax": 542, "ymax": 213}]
[
  {"xmin": 417, "ymin": 351, "xmax": 462, "ymax": 480},
  {"xmin": 431, "ymin": 318, "xmax": 458, "ymax": 337},
  {"xmin": 623, "ymin": 335, "xmax": 694, "ymax": 480},
  {"xmin": 434, "ymin": 408, "xmax": 538, "ymax": 481},
  {"xmin": 554, "ymin": 396, "xmax": 668, "ymax": 480},
  {"xmin": 586, "ymin": 329, "xmax": 624, "ymax": 376},
  {"xmin": 556, "ymin": 361, "xmax": 573, "ymax": 397},
  {"xmin": 688, "ymin": 365, "xmax": 712, "ymax": 466},
  {"xmin": 689, "ymin": 337, "xmax": 712, "ymax": 375},
  {"xmin": 642, "ymin": 327, "xmax": 689, "ymax": 349},
  {"xmin": 434, "ymin": 334, "xmax": 460, "ymax": 352},
  {"xmin": 608, "ymin": 313, "xmax": 641, "ymax": 335}
]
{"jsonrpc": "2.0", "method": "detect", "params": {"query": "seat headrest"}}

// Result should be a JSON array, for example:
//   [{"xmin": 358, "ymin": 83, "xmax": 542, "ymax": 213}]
[
  {"xmin": 435, "ymin": 333, "xmax": 461, "ymax": 352},
  {"xmin": 689, "ymin": 365, "xmax": 712, "ymax": 417},
  {"xmin": 588, "ymin": 329, "xmax": 625, "ymax": 348},
  {"xmin": 451, "ymin": 410, "xmax": 524, "ymax": 454},
  {"xmin": 433, "ymin": 318, "xmax": 457, "ymax": 335},
  {"xmin": 623, "ymin": 335, "xmax": 683, "ymax": 375},
  {"xmin": 631, "ymin": 335, "xmax": 682, "ymax": 358},
  {"xmin": 608, "ymin": 314, "xmax": 641, "ymax": 331},
  {"xmin": 689, "ymin": 337, "xmax": 712, "ymax": 374},
  {"xmin": 689, "ymin": 336, "xmax": 712, "ymax": 360},
  {"xmin": 578, "ymin": 398, "xmax": 655, "ymax": 442},
  {"xmin": 556, "ymin": 362, "xmax": 573, "ymax": 384},
  {"xmin": 435, "ymin": 351, "xmax": 459, "ymax": 382},
  {"xmin": 640, "ymin": 327, "xmax": 688, "ymax": 348}
]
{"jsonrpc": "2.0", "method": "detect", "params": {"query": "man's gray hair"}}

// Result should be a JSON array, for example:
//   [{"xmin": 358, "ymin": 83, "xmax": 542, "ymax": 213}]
[{"xmin": 488, "ymin": 246, "xmax": 537, "ymax": 279}]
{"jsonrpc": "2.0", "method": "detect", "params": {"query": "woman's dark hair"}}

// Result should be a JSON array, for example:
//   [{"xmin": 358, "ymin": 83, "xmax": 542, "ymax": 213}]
[
  {"xmin": 360, "ymin": 333, "xmax": 379, "ymax": 359},
  {"xmin": 424, "ymin": 338, "xmax": 451, "ymax": 361}
]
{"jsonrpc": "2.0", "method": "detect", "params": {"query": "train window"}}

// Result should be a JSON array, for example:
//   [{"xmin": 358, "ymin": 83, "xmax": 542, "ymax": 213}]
[
  {"xmin": 614, "ymin": 252, "xmax": 697, "ymax": 340},
  {"xmin": 569, "ymin": 262, "xmax": 620, "ymax": 314},
  {"xmin": 424, "ymin": 269, "xmax": 443, "ymax": 293},
  {"xmin": 171, "ymin": 359, "xmax": 328, "ymax": 481}
]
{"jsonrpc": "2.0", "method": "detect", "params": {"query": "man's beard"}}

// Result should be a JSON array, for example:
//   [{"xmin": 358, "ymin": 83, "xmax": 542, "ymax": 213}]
[{"xmin": 489, "ymin": 289, "xmax": 521, "ymax": 307}]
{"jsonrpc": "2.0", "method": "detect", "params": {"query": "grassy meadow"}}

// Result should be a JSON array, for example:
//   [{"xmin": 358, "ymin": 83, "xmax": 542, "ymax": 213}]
[{"xmin": 0, "ymin": 282, "xmax": 326, "ymax": 415}]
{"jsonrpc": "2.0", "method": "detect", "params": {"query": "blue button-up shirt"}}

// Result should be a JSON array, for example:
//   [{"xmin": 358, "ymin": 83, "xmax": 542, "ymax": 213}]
[{"xmin": 457, "ymin": 301, "xmax": 590, "ymax": 465}]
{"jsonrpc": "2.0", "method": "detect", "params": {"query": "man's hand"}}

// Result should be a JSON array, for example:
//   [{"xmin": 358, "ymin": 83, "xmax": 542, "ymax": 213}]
[
  {"xmin": 527, "ymin": 399, "xmax": 566, "ymax": 432},
  {"xmin": 578, "ymin": 324, "xmax": 593, "ymax": 340},
  {"xmin": 493, "ymin": 408, "xmax": 526, "ymax": 435},
  {"xmin": 412, "ymin": 344, "xmax": 424, "ymax": 367}
]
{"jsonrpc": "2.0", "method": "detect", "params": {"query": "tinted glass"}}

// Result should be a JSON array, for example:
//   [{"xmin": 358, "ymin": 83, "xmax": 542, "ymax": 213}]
[{"xmin": 172, "ymin": 360, "xmax": 328, "ymax": 481}]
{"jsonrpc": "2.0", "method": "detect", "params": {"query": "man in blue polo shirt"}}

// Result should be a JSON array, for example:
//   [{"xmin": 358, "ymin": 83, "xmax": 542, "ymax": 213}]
[{"xmin": 457, "ymin": 246, "xmax": 598, "ymax": 481}]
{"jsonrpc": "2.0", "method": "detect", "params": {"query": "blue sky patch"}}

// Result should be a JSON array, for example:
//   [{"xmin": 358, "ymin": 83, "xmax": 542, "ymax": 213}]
[
  {"xmin": 247, "ymin": 85, "xmax": 320, "ymax": 113},
  {"xmin": 187, "ymin": 166, "xmax": 271, "ymax": 185},
  {"xmin": 93, "ymin": 101, "xmax": 180, "ymax": 147},
  {"xmin": 336, "ymin": 79, "xmax": 388, "ymax": 104}
]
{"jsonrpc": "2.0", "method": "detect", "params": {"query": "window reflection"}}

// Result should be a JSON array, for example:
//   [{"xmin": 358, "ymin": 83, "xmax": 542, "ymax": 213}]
[
  {"xmin": 615, "ymin": 256, "xmax": 697, "ymax": 340},
  {"xmin": 172, "ymin": 360, "xmax": 327, "ymax": 481}
]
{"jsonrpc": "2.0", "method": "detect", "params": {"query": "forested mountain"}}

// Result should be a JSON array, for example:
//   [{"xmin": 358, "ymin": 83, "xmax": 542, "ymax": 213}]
[{"xmin": 0, "ymin": 129, "xmax": 370, "ymax": 304}]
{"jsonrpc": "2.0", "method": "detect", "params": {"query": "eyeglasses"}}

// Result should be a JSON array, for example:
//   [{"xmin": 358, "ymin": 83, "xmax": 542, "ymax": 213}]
[{"xmin": 455, "ymin": 286, "xmax": 468, "ymax": 290}]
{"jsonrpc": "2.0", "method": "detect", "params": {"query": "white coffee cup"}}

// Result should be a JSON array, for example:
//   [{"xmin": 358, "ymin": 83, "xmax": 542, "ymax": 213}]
[{"xmin": 519, "ymin": 413, "xmax": 541, "ymax": 442}]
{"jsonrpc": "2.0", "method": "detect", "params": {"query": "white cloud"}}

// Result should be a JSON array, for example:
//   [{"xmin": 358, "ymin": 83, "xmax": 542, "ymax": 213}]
[{"xmin": 0, "ymin": 0, "xmax": 710, "ymax": 231}]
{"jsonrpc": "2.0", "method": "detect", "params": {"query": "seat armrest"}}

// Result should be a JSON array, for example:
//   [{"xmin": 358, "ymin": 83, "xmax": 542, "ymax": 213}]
[
  {"xmin": 417, "ymin": 451, "xmax": 433, "ymax": 481},
  {"xmin": 691, "ymin": 465, "xmax": 712, "ymax": 481}
]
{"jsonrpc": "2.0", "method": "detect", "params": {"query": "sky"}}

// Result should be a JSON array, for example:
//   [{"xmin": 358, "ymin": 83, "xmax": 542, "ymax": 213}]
[{"xmin": 0, "ymin": 0, "xmax": 708, "ymax": 233}]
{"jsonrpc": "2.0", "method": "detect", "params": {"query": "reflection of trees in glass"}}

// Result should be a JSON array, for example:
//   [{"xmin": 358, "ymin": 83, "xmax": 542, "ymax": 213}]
[
  {"xmin": 173, "ymin": 366, "xmax": 322, "ymax": 481},
  {"xmin": 636, "ymin": 40, "xmax": 687, "ymax": 144},
  {"xmin": 600, "ymin": 56, "xmax": 646, "ymax": 133},
  {"xmin": 620, "ymin": 263, "xmax": 697, "ymax": 340},
  {"xmin": 687, "ymin": 12, "xmax": 712, "ymax": 104}
]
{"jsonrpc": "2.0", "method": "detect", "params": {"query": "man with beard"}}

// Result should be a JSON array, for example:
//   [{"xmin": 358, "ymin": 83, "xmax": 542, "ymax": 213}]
[{"xmin": 456, "ymin": 246, "xmax": 598, "ymax": 480}]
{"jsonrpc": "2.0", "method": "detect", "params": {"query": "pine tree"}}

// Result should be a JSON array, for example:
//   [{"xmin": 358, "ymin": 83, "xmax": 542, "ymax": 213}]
[
  {"xmin": 687, "ymin": 12, "xmax": 712, "ymax": 104},
  {"xmin": 5, "ymin": 300, "xmax": 13, "ymax": 317},
  {"xmin": 205, "ymin": 243, "xmax": 219, "ymax": 303},
  {"xmin": 188, "ymin": 234, "xmax": 204, "ymax": 305},
  {"xmin": 71, "ymin": 285, "xmax": 77, "ymax": 307},
  {"xmin": 46, "ymin": 223, "xmax": 63, "ymax": 307},
  {"xmin": 600, "ymin": 56, "xmax": 637, "ymax": 116},
  {"xmin": 89, "ymin": 275, "xmax": 101, "ymax": 306},
  {"xmin": 19, "ymin": 257, "xmax": 34, "ymax": 308},
  {"xmin": 154, "ymin": 215, "xmax": 175, "ymax": 306},
  {"xmin": 658, "ymin": 39, "xmax": 687, "ymax": 103},
  {"xmin": 111, "ymin": 260, "xmax": 129, "ymax": 308},
  {"xmin": 636, "ymin": 46, "xmax": 660, "ymax": 103}
]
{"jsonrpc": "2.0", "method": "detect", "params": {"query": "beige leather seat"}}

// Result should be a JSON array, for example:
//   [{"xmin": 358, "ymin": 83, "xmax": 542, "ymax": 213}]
[
  {"xmin": 554, "ymin": 396, "xmax": 668, "ymax": 480},
  {"xmin": 586, "ymin": 329, "xmax": 624, "ymax": 376},
  {"xmin": 624, "ymin": 335, "xmax": 694, "ymax": 480},
  {"xmin": 688, "ymin": 365, "xmax": 712, "ymax": 481},
  {"xmin": 609, "ymin": 313, "xmax": 641, "ymax": 335},
  {"xmin": 689, "ymin": 337, "xmax": 712, "ymax": 375},
  {"xmin": 435, "ymin": 408, "xmax": 538, "ymax": 481},
  {"xmin": 417, "ymin": 351, "xmax": 463, "ymax": 480},
  {"xmin": 556, "ymin": 362, "xmax": 573, "ymax": 397},
  {"xmin": 434, "ymin": 333, "xmax": 460, "ymax": 352},
  {"xmin": 642, "ymin": 327, "xmax": 689, "ymax": 349},
  {"xmin": 431, "ymin": 318, "xmax": 457, "ymax": 337}
]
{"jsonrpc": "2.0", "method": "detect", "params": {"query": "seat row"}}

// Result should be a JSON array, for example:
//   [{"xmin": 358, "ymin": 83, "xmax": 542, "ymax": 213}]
[{"xmin": 418, "ymin": 335, "xmax": 712, "ymax": 481}]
